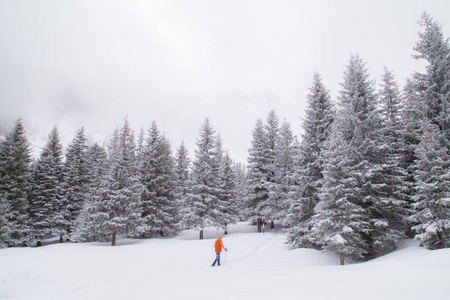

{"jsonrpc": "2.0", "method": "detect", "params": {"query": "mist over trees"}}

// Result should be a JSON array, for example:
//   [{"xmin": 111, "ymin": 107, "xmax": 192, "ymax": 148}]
[{"xmin": 1, "ymin": 13, "xmax": 449, "ymax": 264}]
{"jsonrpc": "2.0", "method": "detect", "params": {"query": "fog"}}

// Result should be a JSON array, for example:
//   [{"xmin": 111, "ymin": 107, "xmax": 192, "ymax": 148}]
[{"xmin": 1, "ymin": 0, "xmax": 449, "ymax": 162}]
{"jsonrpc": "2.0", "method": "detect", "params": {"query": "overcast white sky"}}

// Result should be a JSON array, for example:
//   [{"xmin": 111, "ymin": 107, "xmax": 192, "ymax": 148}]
[{"xmin": 1, "ymin": 0, "xmax": 449, "ymax": 162}]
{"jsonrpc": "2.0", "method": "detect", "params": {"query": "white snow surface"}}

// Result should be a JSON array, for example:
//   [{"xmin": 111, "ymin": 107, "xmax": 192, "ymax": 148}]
[{"xmin": 1, "ymin": 222, "xmax": 449, "ymax": 300}]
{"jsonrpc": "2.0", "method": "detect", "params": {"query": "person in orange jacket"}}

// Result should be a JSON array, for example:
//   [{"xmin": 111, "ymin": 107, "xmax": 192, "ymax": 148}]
[{"xmin": 211, "ymin": 236, "xmax": 227, "ymax": 267}]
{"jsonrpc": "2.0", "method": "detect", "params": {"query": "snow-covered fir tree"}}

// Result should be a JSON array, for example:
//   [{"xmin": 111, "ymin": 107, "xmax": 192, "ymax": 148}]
[
  {"xmin": 246, "ymin": 118, "xmax": 271, "ymax": 232},
  {"xmin": 406, "ymin": 13, "xmax": 450, "ymax": 249},
  {"xmin": 413, "ymin": 13, "xmax": 450, "ymax": 145},
  {"xmin": 264, "ymin": 111, "xmax": 280, "ymax": 228},
  {"xmin": 85, "ymin": 120, "xmax": 146, "ymax": 245},
  {"xmin": 216, "ymin": 151, "xmax": 239, "ymax": 234},
  {"xmin": 139, "ymin": 121, "xmax": 180, "ymax": 237},
  {"xmin": 233, "ymin": 162, "xmax": 248, "ymax": 220},
  {"xmin": 310, "ymin": 127, "xmax": 371, "ymax": 265},
  {"xmin": 286, "ymin": 74, "xmax": 334, "ymax": 247},
  {"xmin": 267, "ymin": 120, "xmax": 296, "ymax": 227},
  {"xmin": 0, "ymin": 192, "xmax": 11, "ymax": 248},
  {"xmin": 136, "ymin": 127, "xmax": 145, "ymax": 167},
  {"xmin": 410, "ymin": 121, "xmax": 450, "ymax": 249},
  {"xmin": 72, "ymin": 143, "xmax": 109, "ymax": 242},
  {"xmin": 311, "ymin": 55, "xmax": 380, "ymax": 262},
  {"xmin": 365, "ymin": 68, "xmax": 412, "ymax": 255},
  {"xmin": 28, "ymin": 126, "xmax": 66, "ymax": 244},
  {"xmin": 250, "ymin": 110, "xmax": 282, "ymax": 229},
  {"xmin": 184, "ymin": 119, "xmax": 220, "ymax": 239},
  {"xmin": 0, "ymin": 119, "xmax": 32, "ymax": 247},
  {"xmin": 62, "ymin": 127, "xmax": 89, "ymax": 238},
  {"xmin": 401, "ymin": 76, "xmax": 428, "ymax": 231},
  {"xmin": 174, "ymin": 141, "xmax": 191, "ymax": 229}
]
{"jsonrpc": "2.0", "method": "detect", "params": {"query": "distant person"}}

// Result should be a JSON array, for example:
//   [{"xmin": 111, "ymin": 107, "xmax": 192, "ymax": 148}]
[{"xmin": 211, "ymin": 236, "xmax": 227, "ymax": 267}]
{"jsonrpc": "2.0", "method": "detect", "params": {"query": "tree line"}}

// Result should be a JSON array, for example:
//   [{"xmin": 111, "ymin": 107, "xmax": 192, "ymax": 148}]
[{"xmin": 1, "ymin": 13, "xmax": 449, "ymax": 265}]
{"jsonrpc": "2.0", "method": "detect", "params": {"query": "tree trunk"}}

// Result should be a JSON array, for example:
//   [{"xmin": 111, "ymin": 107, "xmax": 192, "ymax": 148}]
[
  {"xmin": 340, "ymin": 253, "xmax": 345, "ymax": 265},
  {"xmin": 36, "ymin": 240, "xmax": 42, "ymax": 247},
  {"xmin": 200, "ymin": 230, "xmax": 204, "ymax": 240},
  {"xmin": 112, "ymin": 231, "xmax": 117, "ymax": 246},
  {"xmin": 270, "ymin": 220, "xmax": 275, "ymax": 229},
  {"xmin": 257, "ymin": 217, "xmax": 262, "ymax": 233},
  {"xmin": 59, "ymin": 235, "xmax": 64, "ymax": 243},
  {"xmin": 224, "ymin": 222, "xmax": 228, "ymax": 235}
]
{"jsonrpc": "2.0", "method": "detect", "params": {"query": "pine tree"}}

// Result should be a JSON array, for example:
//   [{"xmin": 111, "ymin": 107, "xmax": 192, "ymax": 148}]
[
  {"xmin": 184, "ymin": 119, "xmax": 220, "ymax": 239},
  {"xmin": 286, "ymin": 74, "xmax": 334, "ymax": 247},
  {"xmin": 28, "ymin": 126, "xmax": 65, "ymax": 244},
  {"xmin": 140, "ymin": 121, "xmax": 180, "ymax": 237},
  {"xmin": 411, "ymin": 121, "xmax": 450, "ymax": 249},
  {"xmin": 62, "ymin": 127, "xmax": 89, "ymax": 239},
  {"xmin": 0, "ymin": 119, "xmax": 32, "ymax": 247}
]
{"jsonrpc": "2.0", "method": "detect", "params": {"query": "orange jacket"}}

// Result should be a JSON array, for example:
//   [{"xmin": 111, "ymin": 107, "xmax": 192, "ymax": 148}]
[{"xmin": 215, "ymin": 239, "xmax": 223, "ymax": 253}]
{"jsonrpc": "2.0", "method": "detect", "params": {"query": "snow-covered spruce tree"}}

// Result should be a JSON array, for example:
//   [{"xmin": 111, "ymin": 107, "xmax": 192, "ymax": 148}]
[
  {"xmin": 232, "ymin": 162, "xmax": 248, "ymax": 221},
  {"xmin": 339, "ymin": 55, "xmax": 404, "ymax": 259},
  {"xmin": 246, "ymin": 118, "xmax": 271, "ymax": 232},
  {"xmin": 90, "ymin": 120, "xmax": 146, "ymax": 246},
  {"xmin": 209, "ymin": 135, "xmax": 224, "ymax": 229},
  {"xmin": 216, "ymin": 151, "xmax": 239, "ymax": 234},
  {"xmin": 184, "ymin": 119, "xmax": 220, "ymax": 239},
  {"xmin": 61, "ymin": 127, "xmax": 89, "ymax": 239},
  {"xmin": 0, "ymin": 119, "xmax": 32, "ymax": 247},
  {"xmin": 413, "ymin": 13, "xmax": 450, "ymax": 145},
  {"xmin": 175, "ymin": 141, "xmax": 191, "ymax": 188},
  {"xmin": 251, "ymin": 110, "xmax": 281, "ymax": 229},
  {"xmin": 410, "ymin": 121, "xmax": 450, "ymax": 249},
  {"xmin": 311, "ymin": 55, "xmax": 381, "ymax": 262},
  {"xmin": 0, "ymin": 192, "xmax": 11, "ymax": 248},
  {"xmin": 139, "ymin": 121, "xmax": 180, "ymax": 237},
  {"xmin": 286, "ymin": 73, "xmax": 334, "ymax": 247},
  {"xmin": 174, "ymin": 141, "xmax": 191, "ymax": 230},
  {"xmin": 267, "ymin": 120, "xmax": 296, "ymax": 227},
  {"xmin": 310, "ymin": 127, "xmax": 371, "ymax": 265},
  {"xmin": 28, "ymin": 126, "xmax": 66, "ymax": 245},
  {"xmin": 401, "ymin": 76, "xmax": 428, "ymax": 233},
  {"xmin": 72, "ymin": 143, "xmax": 109, "ymax": 242},
  {"xmin": 263, "ymin": 111, "xmax": 280, "ymax": 227},
  {"xmin": 367, "ymin": 68, "xmax": 412, "ymax": 252},
  {"xmin": 136, "ymin": 127, "xmax": 145, "ymax": 167}
]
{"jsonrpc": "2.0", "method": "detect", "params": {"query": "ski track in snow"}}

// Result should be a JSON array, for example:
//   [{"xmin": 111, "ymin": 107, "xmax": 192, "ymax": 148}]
[{"xmin": 0, "ymin": 222, "xmax": 449, "ymax": 300}]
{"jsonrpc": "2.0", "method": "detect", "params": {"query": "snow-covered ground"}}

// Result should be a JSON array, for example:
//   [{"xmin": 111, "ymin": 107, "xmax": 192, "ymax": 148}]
[{"xmin": 1, "ymin": 222, "xmax": 449, "ymax": 300}]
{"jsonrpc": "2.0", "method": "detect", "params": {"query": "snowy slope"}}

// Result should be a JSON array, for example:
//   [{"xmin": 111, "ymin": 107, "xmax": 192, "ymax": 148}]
[{"xmin": 0, "ymin": 222, "xmax": 449, "ymax": 300}]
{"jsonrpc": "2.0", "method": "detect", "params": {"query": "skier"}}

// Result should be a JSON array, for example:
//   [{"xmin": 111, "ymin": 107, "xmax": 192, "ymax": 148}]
[{"xmin": 211, "ymin": 236, "xmax": 227, "ymax": 266}]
